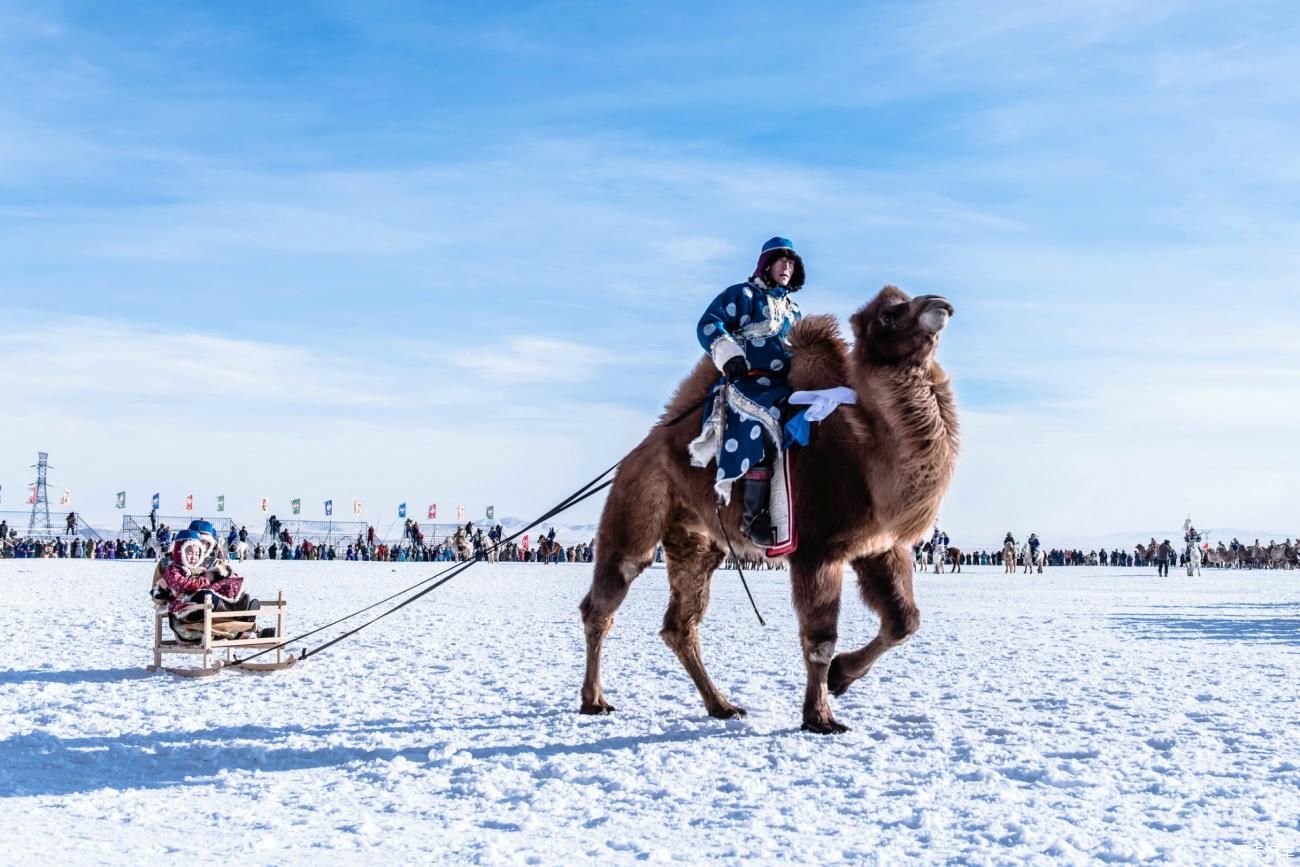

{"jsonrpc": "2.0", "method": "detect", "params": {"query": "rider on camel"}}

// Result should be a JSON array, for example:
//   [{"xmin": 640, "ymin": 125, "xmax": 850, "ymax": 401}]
[{"xmin": 689, "ymin": 237, "xmax": 804, "ymax": 549}]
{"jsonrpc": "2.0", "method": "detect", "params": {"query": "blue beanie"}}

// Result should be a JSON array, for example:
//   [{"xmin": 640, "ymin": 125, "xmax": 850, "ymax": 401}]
[{"xmin": 751, "ymin": 236, "xmax": 805, "ymax": 290}]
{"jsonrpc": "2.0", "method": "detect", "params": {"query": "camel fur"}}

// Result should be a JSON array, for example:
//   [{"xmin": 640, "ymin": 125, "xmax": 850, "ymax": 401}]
[{"xmin": 578, "ymin": 286, "xmax": 959, "ymax": 733}]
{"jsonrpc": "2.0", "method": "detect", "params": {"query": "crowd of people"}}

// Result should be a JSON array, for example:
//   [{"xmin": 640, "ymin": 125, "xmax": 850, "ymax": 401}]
[{"xmin": 2, "ymin": 513, "xmax": 1292, "ymax": 572}]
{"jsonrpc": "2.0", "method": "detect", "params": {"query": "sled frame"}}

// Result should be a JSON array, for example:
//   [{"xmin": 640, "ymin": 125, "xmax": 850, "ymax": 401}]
[{"xmin": 148, "ymin": 591, "xmax": 296, "ymax": 676}]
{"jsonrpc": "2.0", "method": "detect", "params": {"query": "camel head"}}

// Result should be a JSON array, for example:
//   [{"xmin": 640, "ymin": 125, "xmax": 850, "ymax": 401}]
[{"xmin": 849, "ymin": 285, "xmax": 953, "ymax": 368}]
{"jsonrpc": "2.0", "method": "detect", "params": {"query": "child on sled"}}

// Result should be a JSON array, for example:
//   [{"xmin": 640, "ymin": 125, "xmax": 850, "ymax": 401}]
[{"xmin": 149, "ymin": 522, "xmax": 271, "ymax": 643}]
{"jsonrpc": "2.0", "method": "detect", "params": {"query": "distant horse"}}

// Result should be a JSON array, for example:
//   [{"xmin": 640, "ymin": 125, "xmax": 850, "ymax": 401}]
[
  {"xmin": 235, "ymin": 540, "xmax": 250, "ymax": 561},
  {"xmin": 1021, "ymin": 544, "xmax": 1045, "ymax": 574},
  {"xmin": 946, "ymin": 546, "xmax": 962, "ymax": 573},
  {"xmin": 931, "ymin": 543, "xmax": 946, "ymax": 574},
  {"xmin": 1185, "ymin": 543, "xmax": 1202, "ymax": 576},
  {"xmin": 1003, "ymin": 541, "xmax": 1016, "ymax": 574}
]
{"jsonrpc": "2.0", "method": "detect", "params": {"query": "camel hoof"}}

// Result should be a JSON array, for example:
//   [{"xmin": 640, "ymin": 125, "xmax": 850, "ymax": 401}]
[
  {"xmin": 708, "ymin": 704, "xmax": 748, "ymax": 720},
  {"xmin": 579, "ymin": 701, "xmax": 616, "ymax": 715},
  {"xmin": 826, "ymin": 657, "xmax": 854, "ymax": 697},
  {"xmin": 801, "ymin": 718, "xmax": 850, "ymax": 735}
]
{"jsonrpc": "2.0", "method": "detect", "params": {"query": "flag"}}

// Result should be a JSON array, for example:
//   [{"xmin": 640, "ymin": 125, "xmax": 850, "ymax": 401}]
[
  {"xmin": 428, "ymin": 504, "xmax": 436, "ymax": 520},
  {"xmin": 457, "ymin": 505, "xmax": 465, "ymax": 521},
  {"xmin": 522, "ymin": 534, "xmax": 530, "ymax": 551},
  {"xmin": 353, "ymin": 499, "xmax": 361, "ymax": 516},
  {"xmin": 28, "ymin": 486, "xmax": 36, "ymax": 504},
  {"xmin": 115, "ymin": 491, "xmax": 126, "ymax": 509},
  {"xmin": 151, "ymin": 492, "xmax": 160, "ymax": 510},
  {"xmin": 398, "ymin": 503, "xmax": 407, "ymax": 518},
  {"xmin": 324, "ymin": 499, "xmax": 333, "ymax": 516},
  {"xmin": 60, "ymin": 488, "xmax": 71, "ymax": 506},
  {"xmin": 291, "ymin": 498, "xmax": 301, "ymax": 515},
  {"xmin": 216, "ymin": 495, "xmax": 225, "ymax": 512},
  {"xmin": 260, "ymin": 497, "xmax": 269, "ymax": 513},
  {"xmin": 185, "ymin": 494, "xmax": 193, "ymax": 511},
  {"xmin": 486, "ymin": 505, "xmax": 495, "ymax": 520}
]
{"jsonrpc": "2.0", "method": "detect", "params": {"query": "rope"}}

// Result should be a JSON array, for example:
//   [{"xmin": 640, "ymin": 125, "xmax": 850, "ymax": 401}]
[
  {"xmin": 229, "ymin": 392, "xmax": 717, "ymax": 667},
  {"xmin": 715, "ymin": 502, "xmax": 767, "ymax": 626}
]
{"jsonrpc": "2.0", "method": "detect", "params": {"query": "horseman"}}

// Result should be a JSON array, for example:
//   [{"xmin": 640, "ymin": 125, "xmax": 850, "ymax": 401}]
[
  {"xmin": 1028, "ymin": 532, "xmax": 1041, "ymax": 560},
  {"xmin": 689, "ymin": 237, "xmax": 804, "ymax": 551}
]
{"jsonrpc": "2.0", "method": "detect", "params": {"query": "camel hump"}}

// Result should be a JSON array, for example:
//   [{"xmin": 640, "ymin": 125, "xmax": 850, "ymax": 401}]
[{"xmin": 788, "ymin": 314, "xmax": 849, "ymax": 392}]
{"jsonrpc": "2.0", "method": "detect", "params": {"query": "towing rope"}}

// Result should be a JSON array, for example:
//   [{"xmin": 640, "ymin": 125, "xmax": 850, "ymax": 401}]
[{"xmin": 229, "ymin": 390, "xmax": 766, "ymax": 668}]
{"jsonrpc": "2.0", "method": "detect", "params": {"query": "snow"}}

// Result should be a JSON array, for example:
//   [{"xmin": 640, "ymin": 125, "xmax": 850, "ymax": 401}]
[{"xmin": 2, "ymin": 560, "xmax": 1298, "ymax": 864}]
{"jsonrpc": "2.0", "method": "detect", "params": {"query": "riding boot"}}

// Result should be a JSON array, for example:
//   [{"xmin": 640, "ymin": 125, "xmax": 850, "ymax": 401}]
[{"xmin": 739, "ymin": 467, "xmax": 775, "ymax": 548}]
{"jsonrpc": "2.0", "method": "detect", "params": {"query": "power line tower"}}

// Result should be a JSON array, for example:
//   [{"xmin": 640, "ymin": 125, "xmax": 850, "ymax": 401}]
[{"xmin": 27, "ymin": 451, "xmax": 52, "ymax": 535}]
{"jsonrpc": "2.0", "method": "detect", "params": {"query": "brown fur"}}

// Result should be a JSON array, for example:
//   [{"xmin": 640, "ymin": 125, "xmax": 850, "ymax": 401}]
[{"xmin": 578, "ymin": 287, "xmax": 959, "ymax": 733}]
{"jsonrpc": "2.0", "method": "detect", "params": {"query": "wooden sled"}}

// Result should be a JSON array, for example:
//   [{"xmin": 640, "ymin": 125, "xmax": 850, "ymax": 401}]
[{"xmin": 148, "ymin": 591, "xmax": 297, "ymax": 677}]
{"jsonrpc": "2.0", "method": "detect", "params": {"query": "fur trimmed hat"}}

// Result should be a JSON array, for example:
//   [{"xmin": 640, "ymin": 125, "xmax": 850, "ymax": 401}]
[{"xmin": 751, "ymin": 236, "xmax": 805, "ymax": 290}]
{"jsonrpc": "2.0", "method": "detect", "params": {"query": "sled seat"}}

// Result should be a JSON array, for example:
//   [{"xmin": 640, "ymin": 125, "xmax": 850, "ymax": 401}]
[{"xmin": 148, "ymin": 591, "xmax": 296, "ymax": 677}]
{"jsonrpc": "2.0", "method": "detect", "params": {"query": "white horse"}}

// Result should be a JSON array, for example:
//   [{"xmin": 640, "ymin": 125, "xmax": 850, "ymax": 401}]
[
  {"xmin": 931, "ymin": 543, "xmax": 946, "ymax": 574},
  {"xmin": 1021, "ymin": 543, "xmax": 1045, "ymax": 574},
  {"xmin": 1185, "ymin": 543, "xmax": 1202, "ymax": 576}
]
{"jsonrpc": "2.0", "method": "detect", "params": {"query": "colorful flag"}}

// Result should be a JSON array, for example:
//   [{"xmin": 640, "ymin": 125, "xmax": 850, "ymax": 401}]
[
  {"xmin": 28, "ymin": 486, "xmax": 36, "ymax": 505},
  {"xmin": 216, "ymin": 495, "xmax": 225, "ymax": 512},
  {"xmin": 325, "ymin": 499, "xmax": 333, "ymax": 516},
  {"xmin": 428, "ymin": 504, "xmax": 436, "ymax": 520},
  {"xmin": 486, "ymin": 505, "xmax": 495, "ymax": 520},
  {"xmin": 60, "ymin": 488, "xmax": 71, "ymax": 506},
  {"xmin": 260, "ymin": 497, "xmax": 269, "ymax": 513},
  {"xmin": 398, "ymin": 503, "xmax": 407, "ymax": 518},
  {"xmin": 185, "ymin": 494, "xmax": 194, "ymax": 511},
  {"xmin": 522, "ymin": 534, "xmax": 530, "ymax": 551},
  {"xmin": 115, "ymin": 491, "xmax": 125, "ymax": 509},
  {"xmin": 291, "ymin": 498, "xmax": 301, "ymax": 515},
  {"xmin": 456, "ymin": 505, "xmax": 465, "ymax": 521},
  {"xmin": 151, "ymin": 492, "xmax": 160, "ymax": 510},
  {"xmin": 353, "ymin": 499, "xmax": 361, "ymax": 516}
]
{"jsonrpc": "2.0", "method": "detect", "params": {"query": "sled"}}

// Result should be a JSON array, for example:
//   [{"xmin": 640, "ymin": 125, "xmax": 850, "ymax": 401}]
[{"xmin": 148, "ymin": 591, "xmax": 297, "ymax": 677}]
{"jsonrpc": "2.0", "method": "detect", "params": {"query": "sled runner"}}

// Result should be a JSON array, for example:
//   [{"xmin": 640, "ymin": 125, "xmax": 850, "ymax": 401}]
[{"xmin": 148, "ymin": 591, "xmax": 297, "ymax": 677}]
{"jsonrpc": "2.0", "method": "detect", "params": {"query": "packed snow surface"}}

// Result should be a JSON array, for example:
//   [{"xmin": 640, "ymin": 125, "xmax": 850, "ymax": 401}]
[{"xmin": 2, "ymin": 560, "xmax": 1298, "ymax": 864}]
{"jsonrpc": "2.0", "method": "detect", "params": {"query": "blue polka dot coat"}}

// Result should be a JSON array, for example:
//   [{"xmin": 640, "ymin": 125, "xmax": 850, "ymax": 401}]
[{"xmin": 688, "ymin": 278, "xmax": 802, "ymax": 502}]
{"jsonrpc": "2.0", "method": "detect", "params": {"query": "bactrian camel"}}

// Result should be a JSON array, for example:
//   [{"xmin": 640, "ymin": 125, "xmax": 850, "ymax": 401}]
[{"xmin": 578, "ymin": 286, "xmax": 958, "ymax": 733}]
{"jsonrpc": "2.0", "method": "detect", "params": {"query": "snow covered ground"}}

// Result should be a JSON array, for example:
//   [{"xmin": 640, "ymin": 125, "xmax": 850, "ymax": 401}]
[{"xmin": 2, "ymin": 560, "xmax": 1297, "ymax": 865}]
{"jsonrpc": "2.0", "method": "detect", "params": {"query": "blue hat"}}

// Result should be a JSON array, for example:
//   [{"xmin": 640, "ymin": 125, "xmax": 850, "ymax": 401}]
[
  {"xmin": 189, "ymin": 520, "xmax": 217, "ymax": 537},
  {"xmin": 174, "ymin": 529, "xmax": 200, "ymax": 543},
  {"xmin": 752, "ymin": 236, "xmax": 805, "ymax": 290}
]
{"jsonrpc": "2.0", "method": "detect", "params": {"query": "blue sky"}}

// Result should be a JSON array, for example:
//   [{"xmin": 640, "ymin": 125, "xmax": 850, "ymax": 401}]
[{"xmin": 2, "ymin": 1, "xmax": 1298, "ymax": 543}]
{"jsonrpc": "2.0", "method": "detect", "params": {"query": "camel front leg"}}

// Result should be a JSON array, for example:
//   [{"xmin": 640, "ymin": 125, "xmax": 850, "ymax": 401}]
[
  {"xmin": 790, "ymin": 554, "xmax": 846, "ymax": 733},
  {"xmin": 827, "ymin": 545, "xmax": 919, "ymax": 698}
]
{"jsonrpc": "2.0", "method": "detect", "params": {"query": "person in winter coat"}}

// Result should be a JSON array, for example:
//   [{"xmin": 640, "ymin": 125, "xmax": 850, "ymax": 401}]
[
  {"xmin": 1155, "ymin": 539, "xmax": 1176, "ymax": 577},
  {"xmin": 152, "ymin": 530, "xmax": 258, "ymax": 641},
  {"xmin": 689, "ymin": 236, "xmax": 804, "ymax": 547}
]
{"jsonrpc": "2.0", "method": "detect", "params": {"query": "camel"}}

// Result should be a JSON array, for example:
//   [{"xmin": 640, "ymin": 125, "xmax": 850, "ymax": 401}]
[{"xmin": 577, "ymin": 286, "xmax": 957, "ymax": 734}]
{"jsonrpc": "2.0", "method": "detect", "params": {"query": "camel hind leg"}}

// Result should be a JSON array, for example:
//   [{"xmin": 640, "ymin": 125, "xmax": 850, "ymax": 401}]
[
  {"xmin": 578, "ymin": 456, "xmax": 669, "ymax": 715},
  {"xmin": 827, "ymin": 545, "xmax": 919, "ymax": 698},
  {"xmin": 659, "ymin": 522, "xmax": 743, "ymax": 719}
]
